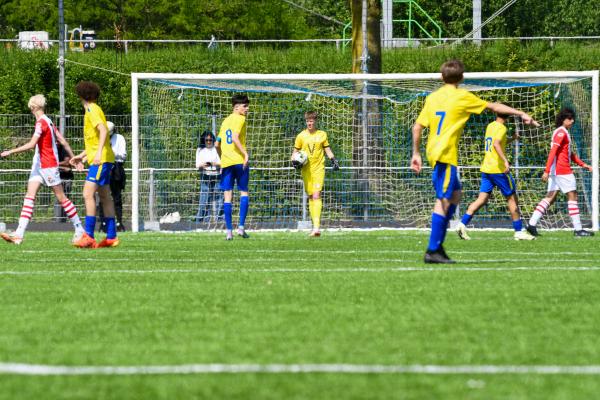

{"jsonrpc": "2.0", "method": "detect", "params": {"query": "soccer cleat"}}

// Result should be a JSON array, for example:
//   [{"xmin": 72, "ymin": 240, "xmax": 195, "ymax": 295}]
[
  {"xmin": 424, "ymin": 248, "xmax": 455, "ymax": 264},
  {"xmin": 456, "ymin": 222, "xmax": 471, "ymax": 240},
  {"xmin": 309, "ymin": 230, "xmax": 321, "ymax": 237},
  {"xmin": 225, "ymin": 232, "xmax": 234, "ymax": 241},
  {"xmin": 237, "ymin": 229, "xmax": 250, "ymax": 239},
  {"xmin": 73, "ymin": 232, "xmax": 97, "ymax": 248},
  {"xmin": 1, "ymin": 232, "xmax": 23, "ymax": 245},
  {"xmin": 514, "ymin": 230, "xmax": 536, "ymax": 241},
  {"xmin": 574, "ymin": 229, "xmax": 594, "ymax": 237},
  {"xmin": 526, "ymin": 224, "xmax": 540, "ymax": 237},
  {"xmin": 96, "ymin": 237, "xmax": 120, "ymax": 248}
]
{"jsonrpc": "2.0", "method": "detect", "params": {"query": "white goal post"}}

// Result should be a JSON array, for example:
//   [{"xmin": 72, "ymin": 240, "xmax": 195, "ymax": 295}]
[{"xmin": 131, "ymin": 71, "xmax": 599, "ymax": 233}]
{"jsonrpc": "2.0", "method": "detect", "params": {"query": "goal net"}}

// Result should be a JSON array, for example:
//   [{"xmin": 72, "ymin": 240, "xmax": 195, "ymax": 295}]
[{"xmin": 131, "ymin": 72, "xmax": 599, "ymax": 232}]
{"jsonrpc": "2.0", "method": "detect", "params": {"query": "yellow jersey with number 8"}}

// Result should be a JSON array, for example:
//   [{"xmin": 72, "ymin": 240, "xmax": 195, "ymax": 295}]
[{"xmin": 218, "ymin": 113, "xmax": 247, "ymax": 168}]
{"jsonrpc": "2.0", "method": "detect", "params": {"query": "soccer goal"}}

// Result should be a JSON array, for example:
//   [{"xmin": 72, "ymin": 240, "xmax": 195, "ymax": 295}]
[{"xmin": 131, "ymin": 72, "xmax": 599, "ymax": 232}]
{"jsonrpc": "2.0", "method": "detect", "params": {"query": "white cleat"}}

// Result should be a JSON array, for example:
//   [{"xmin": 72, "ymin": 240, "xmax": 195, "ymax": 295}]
[
  {"xmin": 456, "ymin": 222, "xmax": 471, "ymax": 240},
  {"xmin": 514, "ymin": 230, "xmax": 536, "ymax": 241}
]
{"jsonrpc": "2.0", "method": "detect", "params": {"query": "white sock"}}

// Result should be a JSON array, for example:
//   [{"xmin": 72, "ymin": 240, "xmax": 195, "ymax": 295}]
[
  {"xmin": 15, "ymin": 196, "xmax": 35, "ymax": 237},
  {"xmin": 529, "ymin": 199, "xmax": 550, "ymax": 226},
  {"xmin": 61, "ymin": 198, "xmax": 84, "ymax": 236},
  {"xmin": 568, "ymin": 201, "xmax": 582, "ymax": 231}
]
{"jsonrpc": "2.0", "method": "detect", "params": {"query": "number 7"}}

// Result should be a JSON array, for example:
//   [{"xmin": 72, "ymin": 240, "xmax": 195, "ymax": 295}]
[{"xmin": 435, "ymin": 111, "xmax": 446, "ymax": 136}]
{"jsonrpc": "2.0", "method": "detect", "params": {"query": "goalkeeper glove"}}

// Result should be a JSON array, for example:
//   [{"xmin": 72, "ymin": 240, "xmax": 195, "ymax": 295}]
[
  {"xmin": 330, "ymin": 157, "xmax": 340, "ymax": 171},
  {"xmin": 292, "ymin": 160, "xmax": 303, "ymax": 170}
]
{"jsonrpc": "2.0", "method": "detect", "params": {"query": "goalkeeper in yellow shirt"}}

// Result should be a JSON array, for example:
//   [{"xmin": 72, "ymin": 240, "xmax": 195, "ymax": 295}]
[{"xmin": 291, "ymin": 111, "xmax": 339, "ymax": 237}]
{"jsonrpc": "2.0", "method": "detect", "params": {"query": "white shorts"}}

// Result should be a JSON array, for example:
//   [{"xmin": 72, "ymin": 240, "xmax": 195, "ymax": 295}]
[
  {"xmin": 29, "ymin": 165, "xmax": 62, "ymax": 187},
  {"xmin": 547, "ymin": 173, "xmax": 577, "ymax": 194}
]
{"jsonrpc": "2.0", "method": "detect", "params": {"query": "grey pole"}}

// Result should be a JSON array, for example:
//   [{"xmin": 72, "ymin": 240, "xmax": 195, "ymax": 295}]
[
  {"xmin": 361, "ymin": 0, "xmax": 369, "ymax": 220},
  {"xmin": 58, "ymin": 0, "xmax": 66, "ymax": 134},
  {"xmin": 473, "ymin": 0, "xmax": 482, "ymax": 45}
]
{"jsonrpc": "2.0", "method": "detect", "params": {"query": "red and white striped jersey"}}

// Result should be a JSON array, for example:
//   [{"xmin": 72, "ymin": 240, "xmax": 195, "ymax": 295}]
[
  {"xmin": 544, "ymin": 126, "xmax": 585, "ymax": 175},
  {"xmin": 32, "ymin": 115, "xmax": 59, "ymax": 169}
]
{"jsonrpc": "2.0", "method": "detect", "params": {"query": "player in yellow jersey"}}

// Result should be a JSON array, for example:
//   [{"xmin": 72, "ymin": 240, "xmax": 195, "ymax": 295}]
[
  {"xmin": 70, "ymin": 81, "xmax": 119, "ymax": 248},
  {"xmin": 291, "ymin": 111, "xmax": 339, "ymax": 237},
  {"xmin": 456, "ymin": 111, "xmax": 535, "ymax": 241},
  {"xmin": 411, "ymin": 59, "xmax": 539, "ymax": 263},
  {"xmin": 216, "ymin": 94, "xmax": 250, "ymax": 240}
]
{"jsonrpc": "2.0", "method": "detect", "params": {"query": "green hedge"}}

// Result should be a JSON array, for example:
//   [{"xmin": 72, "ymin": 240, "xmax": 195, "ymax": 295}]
[{"xmin": 1, "ymin": 40, "xmax": 599, "ymax": 115}]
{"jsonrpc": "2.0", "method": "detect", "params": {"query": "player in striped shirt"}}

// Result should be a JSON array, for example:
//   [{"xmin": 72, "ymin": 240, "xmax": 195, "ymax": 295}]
[
  {"xmin": 526, "ymin": 107, "xmax": 594, "ymax": 237},
  {"xmin": 0, "ymin": 94, "xmax": 84, "ymax": 245}
]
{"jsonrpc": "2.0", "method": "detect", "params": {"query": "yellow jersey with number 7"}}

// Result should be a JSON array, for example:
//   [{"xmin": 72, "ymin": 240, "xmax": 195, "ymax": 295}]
[
  {"xmin": 416, "ymin": 84, "xmax": 487, "ymax": 167},
  {"xmin": 218, "ymin": 113, "xmax": 247, "ymax": 169}
]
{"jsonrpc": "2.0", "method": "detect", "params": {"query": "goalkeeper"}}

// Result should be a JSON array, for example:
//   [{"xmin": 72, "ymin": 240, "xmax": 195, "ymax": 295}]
[{"xmin": 291, "ymin": 111, "xmax": 339, "ymax": 237}]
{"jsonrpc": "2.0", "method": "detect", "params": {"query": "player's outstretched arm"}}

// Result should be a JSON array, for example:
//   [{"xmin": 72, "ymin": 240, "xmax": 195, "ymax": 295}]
[
  {"xmin": 1, "ymin": 135, "xmax": 39, "ymax": 157},
  {"xmin": 411, "ymin": 123, "xmax": 424, "ymax": 174},
  {"xmin": 487, "ymin": 103, "xmax": 540, "ymax": 127}
]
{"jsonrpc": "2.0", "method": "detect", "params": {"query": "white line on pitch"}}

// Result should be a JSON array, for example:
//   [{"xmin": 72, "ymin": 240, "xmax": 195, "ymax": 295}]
[
  {"xmin": 2, "ymin": 363, "xmax": 600, "ymax": 376},
  {"xmin": 18, "ymin": 249, "xmax": 599, "ymax": 257},
  {"xmin": 1, "ymin": 266, "xmax": 600, "ymax": 276}
]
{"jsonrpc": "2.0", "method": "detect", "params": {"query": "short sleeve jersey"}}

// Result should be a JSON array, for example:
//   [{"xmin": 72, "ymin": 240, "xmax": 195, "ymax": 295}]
[
  {"xmin": 294, "ymin": 129, "xmax": 330, "ymax": 172},
  {"xmin": 546, "ymin": 127, "xmax": 574, "ymax": 175},
  {"xmin": 33, "ymin": 114, "xmax": 59, "ymax": 169},
  {"xmin": 83, "ymin": 103, "xmax": 115, "ymax": 163},
  {"xmin": 416, "ymin": 84, "xmax": 488, "ymax": 167},
  {"xmin": 218, "ymin": 113, "xmax": 247, "ymax": 169},
  {"xmin": 480, "ymin": 121, "xmax": 508, "ymax": 174}
]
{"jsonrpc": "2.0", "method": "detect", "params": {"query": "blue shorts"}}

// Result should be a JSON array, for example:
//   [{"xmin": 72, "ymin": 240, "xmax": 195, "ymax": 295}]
[
  {"xmin": 432, "ymin": 162, "xmax": 461, "ymax": 199},
  {"xmin": 86, "ymin": 163, "xmax": 114, "ymax": 186},
  {"xmin": 220, "ymin": 164, "xmax": 250, "ymax": 192},
  {"xmin": 479, "ymin": 172, "xmax": 516, "ymax": 197}
]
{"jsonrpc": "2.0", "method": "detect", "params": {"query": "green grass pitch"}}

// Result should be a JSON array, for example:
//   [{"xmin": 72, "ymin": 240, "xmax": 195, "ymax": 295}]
[{"xmin": 1, "ymin": 230, "xmax": 599, "ymax": 399}]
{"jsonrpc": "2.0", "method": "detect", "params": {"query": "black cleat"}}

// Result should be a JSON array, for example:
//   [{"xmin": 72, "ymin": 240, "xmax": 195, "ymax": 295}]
[
  {"xmin": 424, "ymin": 248, "xmax": 456, "ymax": 264},
  {"xmin": 526, "ymin": 225, "xmax": 540, "ymax": 237},
  {"xmin": 574, "ymin": 229, "xmax": 594, "ymax": 237},
  {"xmin": 237, "ymin": 229, "xmax": 250, "ymax": 239}
]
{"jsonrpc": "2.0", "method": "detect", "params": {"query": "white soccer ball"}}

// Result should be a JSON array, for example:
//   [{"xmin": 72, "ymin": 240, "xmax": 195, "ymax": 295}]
[{"xmin": 292, "ymin": 150, "xmax": 308, "ymax": 166}]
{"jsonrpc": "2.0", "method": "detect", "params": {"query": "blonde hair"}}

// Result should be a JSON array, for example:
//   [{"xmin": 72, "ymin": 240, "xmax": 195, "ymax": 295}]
[{"xmin": 28, "ymin": 94, "xmax": 46, "ymax": 111}]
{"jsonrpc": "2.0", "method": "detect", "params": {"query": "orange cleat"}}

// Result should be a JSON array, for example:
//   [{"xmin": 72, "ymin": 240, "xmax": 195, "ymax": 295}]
[
  {"xmin": 308, "ymin": 230, "xmax": 321, "ymax": 237},
  {"xmin": 1, "ymin": 232, "xmax": 23, "ymax": 245},
  {"xmin": 73, "ymin": 232, "xmax": 97, "ymax": 248},
  {"xmin": 96, "ymin": 237, "xmax": 120, "ymax": 248}
]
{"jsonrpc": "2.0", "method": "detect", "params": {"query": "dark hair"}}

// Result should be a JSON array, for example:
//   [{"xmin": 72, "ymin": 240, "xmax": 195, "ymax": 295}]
[
  {"xmin": 199, "ymin": 130, "xmax": 215, "ymax": 148},
  {"xmin": 75, "ymin": 81, "xmax": 101, "ymax": 101},
  {"xmin": 440, "ymin": 59, "xmax": 464, "ymax": 84},
  {"xmin": 556, "ymin": 107, "xmax": 575, "ymax": 127},
  {"xmin": 232, "ymin": 94, "xmax": 249, "ymax": 107}
]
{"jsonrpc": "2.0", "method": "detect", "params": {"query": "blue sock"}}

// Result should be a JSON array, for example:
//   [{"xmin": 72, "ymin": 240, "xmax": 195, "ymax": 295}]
[
  {"xmin": 239, "ymin": 196, "xmax": 249, "ymax": 227},
  {"xmin": 512, "ymin": 219, "xmax": 523, "ymax": 232},
  {"xmin": 85, "ymin": 216, "xmax": 96, "ymax": 238},
  {"xmin": 224, "ymin": 202, "xmax": 233, "ymax": 230},
  {"xmin": 461, "ymin": 213, "xmax": 473, "ymax": 225},
  {"xmin": 105, "ymin": 217, "xmax": 117, "ymax": 240},
  {"xmin": 427, "ymin": 213, "xmax": 446, "ymax": 252},
  {"xmin": 440, "ymin": 204, "xmax": 457, "ymax": 244}
]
